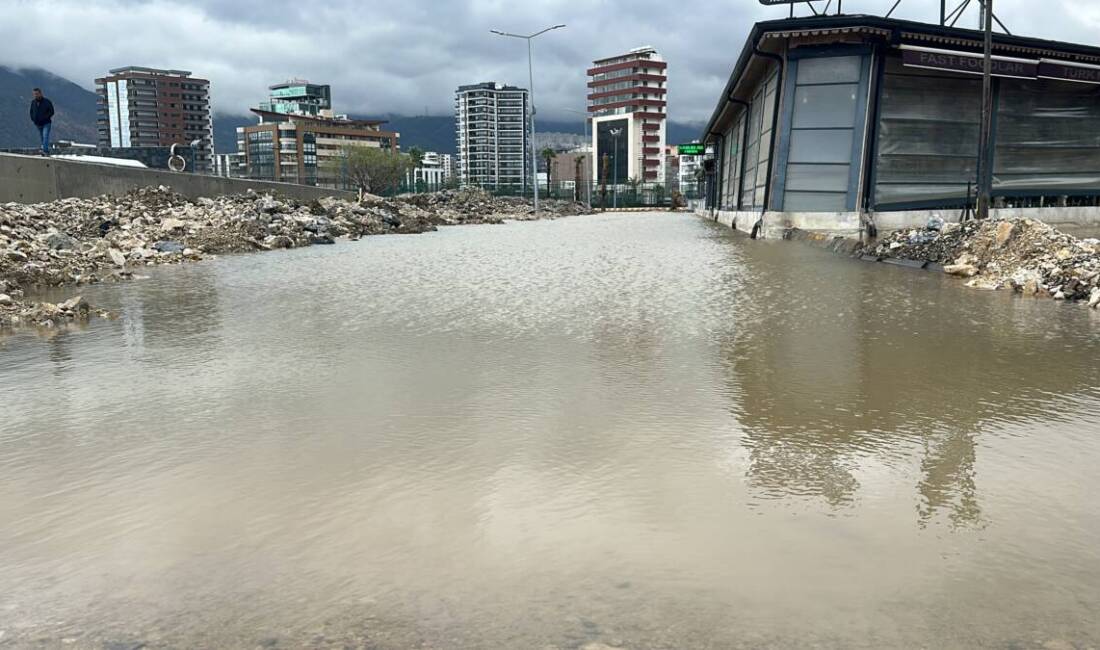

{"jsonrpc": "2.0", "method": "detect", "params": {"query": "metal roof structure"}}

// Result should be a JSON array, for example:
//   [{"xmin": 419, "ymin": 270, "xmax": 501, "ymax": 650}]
[{"xmin": 702, "ymin": 14, "xmax": 1100, "ymax": 141}]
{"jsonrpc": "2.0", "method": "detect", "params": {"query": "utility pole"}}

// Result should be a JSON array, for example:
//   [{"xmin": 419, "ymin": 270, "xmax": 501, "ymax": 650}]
[
  {"xmin": 976, "ymin": 0, "xmax": 994, "ymax": 219},
  {"xmin": 490, "ymin": 24, "xmax": 566, "ymax": 217}
]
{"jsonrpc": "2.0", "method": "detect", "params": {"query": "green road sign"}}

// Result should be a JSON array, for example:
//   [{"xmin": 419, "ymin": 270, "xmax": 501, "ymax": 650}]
[{"xmin": 677, "ymin": 143, "xmax": 705, "ymax": 156}]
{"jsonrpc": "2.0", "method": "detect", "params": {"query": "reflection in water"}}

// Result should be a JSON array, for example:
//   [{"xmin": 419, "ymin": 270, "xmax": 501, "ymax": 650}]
[
  {"xmin": 720, "ymin": 238, "xmax": 1100, "ymax": 531},
  {"xmin": 2, "ymin": 213, "xmax": 1100, "ymax": 648},
  {"xmin": 919, "ymin": 430, "xmax": 981, "ymax": 528}
]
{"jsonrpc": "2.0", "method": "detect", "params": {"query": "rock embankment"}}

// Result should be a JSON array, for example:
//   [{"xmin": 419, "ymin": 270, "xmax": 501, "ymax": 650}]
[
  {"xmin": 866, "ymin": 218, "xmax": 1100, "ymax": 307},
  {"xmin": 1, "ymin": 186, "xmax": 590, "ymax": 329}
]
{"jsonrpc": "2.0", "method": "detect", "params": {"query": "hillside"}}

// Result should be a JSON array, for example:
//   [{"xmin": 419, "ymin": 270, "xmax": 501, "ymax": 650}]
[
  {"xmin": 1, "ymin": 66, "xmax": 706, "ymax": 154},
  {"xmin": 0, "ymin": 66, "xmax": 98, "ymax": 147}
]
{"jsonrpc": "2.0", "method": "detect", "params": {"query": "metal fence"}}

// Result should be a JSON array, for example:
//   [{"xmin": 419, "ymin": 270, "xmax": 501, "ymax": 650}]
[{"xmin": 387, "ymin": 180, "xmax": 705, "ymax": 208}]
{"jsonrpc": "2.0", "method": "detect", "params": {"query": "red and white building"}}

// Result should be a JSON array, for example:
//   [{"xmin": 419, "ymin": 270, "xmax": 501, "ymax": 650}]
[{"xmin": 587, "ymin": 46, "xmax": 667, "ymax": 186}]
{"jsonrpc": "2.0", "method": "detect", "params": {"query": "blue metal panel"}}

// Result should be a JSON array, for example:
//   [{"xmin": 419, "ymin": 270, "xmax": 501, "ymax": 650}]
[
  {"xmin": 846, "ymin": 54, "xmax": 874, "ymax": 211},
  {"xmin": 771, "ymin": 58, "xmax": 799, "ymax": 211},
  {"xmin": 865, "ymin": 46, "xmax": 887, "ymax": 211},
  {"xmin": 775, "ymin": 52, "xmax": 872, "ymax": 212}
]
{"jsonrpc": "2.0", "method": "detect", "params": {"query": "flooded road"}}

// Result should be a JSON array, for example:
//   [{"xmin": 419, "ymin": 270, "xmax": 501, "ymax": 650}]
[{"xmin": 2, "ymin": 212, "xmax": 1099, "ymax": 649}]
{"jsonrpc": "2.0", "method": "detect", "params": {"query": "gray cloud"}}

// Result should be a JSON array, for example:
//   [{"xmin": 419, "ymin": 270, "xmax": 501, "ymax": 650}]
[{"xmin": 1, "ymin": 0, "xmax": 1096, "ymax": 124}]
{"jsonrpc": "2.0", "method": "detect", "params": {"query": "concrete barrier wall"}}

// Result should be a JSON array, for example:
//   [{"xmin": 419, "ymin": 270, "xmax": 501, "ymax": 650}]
[
  {"xmin": 697, "ymin": 203, "xmax": 1100, "ymax": 239},
  {"xmin": 0, "ymin": 153, "xmax": 355, "ymax": 204},
  {"xmin": 700, "ymin": 208, "xmax": 861, "ymax": 239}
]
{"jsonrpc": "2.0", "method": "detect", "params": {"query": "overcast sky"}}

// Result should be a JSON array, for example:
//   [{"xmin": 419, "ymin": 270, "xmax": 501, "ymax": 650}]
[{"xmin": 3, "ymin": 0, "xmax": 1099, "ymax": 124}]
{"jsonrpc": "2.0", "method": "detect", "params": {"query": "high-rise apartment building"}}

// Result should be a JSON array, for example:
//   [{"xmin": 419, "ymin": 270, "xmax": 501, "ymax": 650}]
[
  {"xmin": 95, "ymin": 66, "xmax": 214, "ymax": 174},
  {"xmin": 455, "ymin": 82, "xmax": 531, "ymax": 189},
  {"xmin": 440, "ymin": 153, "xmax": 455, "ymax": 181},
  {"xmin": 587, "ymin": 47, "xmax": 667, "ymax": 185},
  {"xmin": 236, "ymin": 82, "xmax": 398, "ymax": 188}
]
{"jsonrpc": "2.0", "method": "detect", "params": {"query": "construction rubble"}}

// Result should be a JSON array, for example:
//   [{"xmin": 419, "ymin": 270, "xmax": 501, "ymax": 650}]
[
  {"xmin": 866, "ymin": 217, "xmax": 1100, "ymax": 307},
  {"xmin": 1, "ymin": 186, "xmax": 590, "ymax": 330}
]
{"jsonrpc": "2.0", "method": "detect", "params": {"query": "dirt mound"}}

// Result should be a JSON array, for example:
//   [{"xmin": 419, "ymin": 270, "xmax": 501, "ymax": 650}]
[{"xmin": 867, "ymin": 218, "xmax": 1100, "ymax": 306}]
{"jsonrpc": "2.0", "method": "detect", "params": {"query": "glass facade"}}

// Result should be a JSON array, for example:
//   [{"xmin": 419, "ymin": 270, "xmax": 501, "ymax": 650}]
[
  {"xmin": 782, "ymin": 55, "xmax": 863, "ymax": 212},
  {"xmin": 993, "ymin": 79, "xmax": 1100, "ymax": 193},
  {"xmin": 874, "ymin": 55, "xmax": 981, "ymax": 206},
  {"xmin": 740, "ymin": 70, "xmax": 778, "ymax": 211},
  {"xmin": 596, "ymin": 119, "xmax": 630, "ymax": 184},
  {"xmin": 721, "ymin": 112, "xmax": 745, "ymax": 210}
]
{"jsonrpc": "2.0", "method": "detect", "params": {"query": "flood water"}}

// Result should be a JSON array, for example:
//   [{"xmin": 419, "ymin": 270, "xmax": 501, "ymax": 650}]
[{"xmin": 2, "ymin": 212, "xmax": 1100, "ymax": 649}]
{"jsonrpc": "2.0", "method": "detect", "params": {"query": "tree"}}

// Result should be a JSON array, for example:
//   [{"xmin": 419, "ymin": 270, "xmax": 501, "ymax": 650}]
[
  {"xmin": 540, "ymin": 147, "xmax": 557, "ymax": 195},
  {"xmin": 325, "ymin": 145, "xmax": 414, "ymax": 199},
  {"xmin": 626, "ymin": 175, "xmax": 642, "ymax": 206}
]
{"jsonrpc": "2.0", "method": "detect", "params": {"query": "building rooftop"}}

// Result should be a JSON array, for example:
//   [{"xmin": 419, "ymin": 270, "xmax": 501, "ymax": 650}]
[
  {"xmin": 248, "ymin": 108, "xmax": 387, "ymax": 128},
  {"xmin": 592, "ymin": 47, "xmax": 662, "ymax": 65},
  {"xmin": 457, "ymin": 82, "xmax": 528, "ymax": 92},
  {"xmin": 269, "ymin": 79, "xmax": 328, "ymax": 90},
  {"xmin": 702, "ymin": 13, "xmax": 1100, "ymax": 140},
  {"xmin": 107, "ymin": 66, "xmax": 194, "ymax": 77}
]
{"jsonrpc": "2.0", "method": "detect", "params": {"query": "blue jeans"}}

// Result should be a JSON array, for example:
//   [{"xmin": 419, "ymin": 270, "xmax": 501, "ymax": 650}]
[{"xmin": 37, "ymin": 122, "xmax": 51, "ymax": 155}]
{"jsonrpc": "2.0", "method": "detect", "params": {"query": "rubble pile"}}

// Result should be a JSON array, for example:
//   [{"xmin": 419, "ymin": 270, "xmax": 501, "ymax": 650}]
[
  {"xmin": 398, "ymin": 186, "xmax": 590, "ymax": 224},
  {"xmin": 867, "ymin": 218, "xmax": 1100, "ymax": 307},
  {"xmin": 0, "ymin": 292, "xmax": 112, "ymax": 329},
  {"xmin": 1, "ymin": 186, "xmax": 592, "ymax": 330}
]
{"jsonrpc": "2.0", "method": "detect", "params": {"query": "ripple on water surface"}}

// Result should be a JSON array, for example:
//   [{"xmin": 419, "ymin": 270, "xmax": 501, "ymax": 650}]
[{"xmin": 2, "ymin": 212, "xmax": 1100, "ymax": 648}]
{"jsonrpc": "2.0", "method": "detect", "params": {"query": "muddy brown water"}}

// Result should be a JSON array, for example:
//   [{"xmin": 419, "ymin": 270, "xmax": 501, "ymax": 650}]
[{"xmin": 2, "ymin": 212, "xmax": 1099, "ymax": 649}]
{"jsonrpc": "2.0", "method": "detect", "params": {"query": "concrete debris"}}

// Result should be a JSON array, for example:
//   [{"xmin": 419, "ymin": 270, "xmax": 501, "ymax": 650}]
[
  {"xmin": 944, "ymin": 263, "xmax": 979, "ymax": 277},
  {"xmin": 397, "ymin": 186, "xmax": 591, "ymax": 225},
  {"xmin": 866, "ymin": 217, "xmax": 1100, "ymax": 307},
  {"xmin": 1, "ymin": 185, "xmax": 591, "ymax": 331},
  {"xmin": 0, "ymin": 294, "xmax": 112, "ymax": 330}
]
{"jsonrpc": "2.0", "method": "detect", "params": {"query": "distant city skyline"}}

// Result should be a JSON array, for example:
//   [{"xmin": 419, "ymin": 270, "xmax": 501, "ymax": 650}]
[{"xmin": 1, "ymin": 0, "xmax": 1098, "ymax": 124}]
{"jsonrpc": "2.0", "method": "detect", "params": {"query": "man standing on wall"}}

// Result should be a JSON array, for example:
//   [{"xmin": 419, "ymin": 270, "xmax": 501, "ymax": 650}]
[{"xmin": 29, "ymin": 88, "xmax": 55, "ymax": 156}]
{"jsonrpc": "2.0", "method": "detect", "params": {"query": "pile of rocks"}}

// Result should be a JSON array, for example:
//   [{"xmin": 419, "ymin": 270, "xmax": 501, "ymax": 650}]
[
  {"xmin": 867, "ymin": 218, "xmax": 1100, "ymax": 307},
  {"xmin": 0, "ymin": 291, "xmax": 112, "ymax": 329},
  {"xmin": 1, "ymin": 186, "xmax": 592, "ymax": 331},
  {"xmin": 398, "ymin": 186, "xmax": 591, "ymax": 224}
]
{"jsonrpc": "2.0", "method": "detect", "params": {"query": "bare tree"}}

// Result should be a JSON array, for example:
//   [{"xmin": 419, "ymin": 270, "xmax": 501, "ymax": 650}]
[{"xmin": 326, "ymin": 145, "xmax": 414, "ymax": 200}]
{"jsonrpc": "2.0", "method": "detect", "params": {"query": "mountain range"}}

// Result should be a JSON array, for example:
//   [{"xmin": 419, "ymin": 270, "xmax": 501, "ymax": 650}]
[
  {"xmin": 213, "ymin": 113, "xmax": 705, "ymax": 154},
  {"xmin": 1, "ymin": 66, "xmax": 705, "ymax": 155}
]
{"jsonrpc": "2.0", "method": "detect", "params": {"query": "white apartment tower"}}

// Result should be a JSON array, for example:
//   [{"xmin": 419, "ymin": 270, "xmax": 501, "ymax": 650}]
[
  {"xmin": 455, "ymin": 82, "xmax": 531, "ymax": 189},
  {"xmin": 587, "ymin": 46, "xmax": 668, "ymax": 186}
]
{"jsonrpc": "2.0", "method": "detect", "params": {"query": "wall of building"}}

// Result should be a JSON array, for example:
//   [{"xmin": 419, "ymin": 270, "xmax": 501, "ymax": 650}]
[
  {"xmin": 697, "ymin": 205, "xmax": 1100, "ymax": 240},
  {"xmin": 0, "ymin": 152, "xmax": 354, "ymax": 205}
]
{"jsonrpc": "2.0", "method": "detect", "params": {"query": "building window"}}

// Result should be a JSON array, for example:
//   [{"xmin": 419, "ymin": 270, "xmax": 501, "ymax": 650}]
[
  {"xmin": 873, "ymin": 54, "xmax": 980, "ymax": 207},
  {"xmin": 783, "ymin": 55, "xmax": 863, "ymax": 212},
  {"xmin": 740, "ymin": 69, "xmax": 779, "ymax": 211}
]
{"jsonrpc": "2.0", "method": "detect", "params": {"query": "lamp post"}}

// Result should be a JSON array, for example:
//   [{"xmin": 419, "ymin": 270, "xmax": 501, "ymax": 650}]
[
  {"xmin": 610, "ymin": 127, "xmax": 622, "ymax": 209},
  {"xmin": 975, "ymin": 0, "xmax": 994, "ymax": 219},
  {"xmin": 490, "ymin": 23, "xmax": 566, "ymax": 216},
  {"xmin": 562, "ymin": 107, "xmax": 592, "ymax": 208}
]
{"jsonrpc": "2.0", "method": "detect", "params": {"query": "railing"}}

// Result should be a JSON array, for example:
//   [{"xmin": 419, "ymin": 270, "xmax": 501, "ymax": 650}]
[{"xmin": 372, "ymin": 180, "xmax": 706, "ymax": 206}]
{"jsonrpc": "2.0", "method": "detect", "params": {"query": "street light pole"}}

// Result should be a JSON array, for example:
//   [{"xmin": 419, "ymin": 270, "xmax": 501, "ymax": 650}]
[
  {"xmin": 976, "ymin": 0, "xmax": 994, "ymax": 220},
  {"xmin": 490, "ymin": 23, "xmax": 566, "ymax": 217},
  {"xmin": 610, "ymin": 127, "xmax": 622, "ymax": 209}
]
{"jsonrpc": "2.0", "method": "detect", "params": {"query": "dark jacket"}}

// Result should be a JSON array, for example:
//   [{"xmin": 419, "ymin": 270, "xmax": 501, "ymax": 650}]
[{"xmin": 30, "ymin": 98, "xmax": 54, "ymax": 127}]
